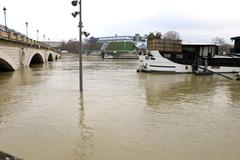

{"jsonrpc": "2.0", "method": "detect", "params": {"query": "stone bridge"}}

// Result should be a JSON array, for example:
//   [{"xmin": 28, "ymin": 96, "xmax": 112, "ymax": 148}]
[{"xmin": 0, "ymin": 29, "xmax": 60, "ymax": 72}]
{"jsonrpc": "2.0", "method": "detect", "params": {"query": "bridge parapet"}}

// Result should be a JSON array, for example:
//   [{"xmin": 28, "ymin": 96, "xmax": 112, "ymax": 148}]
[
  {"xmin": 0, "ymin": 25, "xmax": 61, "ymax": 72},
  {"xmin": 0, "ymin": 30, "xmax": 57, "ymax": 52}
]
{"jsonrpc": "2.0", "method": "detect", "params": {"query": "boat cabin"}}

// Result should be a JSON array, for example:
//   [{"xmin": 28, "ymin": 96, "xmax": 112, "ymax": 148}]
[
  {"xmin": 182, "ymin": 44, "xmax": 218, "ymax": 58},
  {"xmin": 160, "ymin": 43, "xmax": 218, "ymax": 66},
  {"xmin": 231, "ymin": 36, "xmax": 240, "ymax": 53},
  {"xmin": 182, "ymin": 43, "xmax": 240, "ymax": 69}
]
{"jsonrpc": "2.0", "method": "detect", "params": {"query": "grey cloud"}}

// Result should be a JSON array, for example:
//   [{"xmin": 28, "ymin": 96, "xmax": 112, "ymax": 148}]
[{"xmin": 103, "ymin": 13, "xmax": 240, "ymax": 43}]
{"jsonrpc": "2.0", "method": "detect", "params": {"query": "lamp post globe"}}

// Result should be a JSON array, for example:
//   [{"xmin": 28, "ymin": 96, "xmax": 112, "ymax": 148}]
[
  {"xmin": 3, "ymin": 6, "xmax": 6, "ymax": 13},
  {"xmin": 71, "ymin": 0, "xmax": 78, "ymax": 6}
]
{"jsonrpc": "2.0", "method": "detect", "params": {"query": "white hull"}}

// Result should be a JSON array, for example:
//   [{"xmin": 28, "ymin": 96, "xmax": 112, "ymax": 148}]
[
  {"xmin": 138, "ymin": 51, "xmax": 192, "ymax": 73},
  {"xmin": 198, "ymin": 66, "xmax": 240, "ymax": 73}
]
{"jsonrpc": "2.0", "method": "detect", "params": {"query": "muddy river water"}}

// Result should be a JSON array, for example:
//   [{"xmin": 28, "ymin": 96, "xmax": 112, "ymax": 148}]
[{"xmin": 0, "ymin": 54, "xmax": 240, "ymax": 160}]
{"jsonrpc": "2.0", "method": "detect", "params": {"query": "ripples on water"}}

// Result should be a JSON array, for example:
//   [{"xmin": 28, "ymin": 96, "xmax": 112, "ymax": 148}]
[{"xmin": 0, "ymin": 54, "xmax": 240, "ymax": 160}]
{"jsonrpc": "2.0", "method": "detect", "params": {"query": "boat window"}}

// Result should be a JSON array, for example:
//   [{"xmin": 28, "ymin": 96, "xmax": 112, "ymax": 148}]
[
  {"xmin": 150, "ymin": 57, "xmax": 155, "ymax": 60},
  {"xmin": 176, "ymin": 54, "xmax": 183, "ymax": 59},
  {"xmin": 182, "ymin": 46, "xmax": 195, "ymax": 52},
  {"xmin": 163, "ymin": 53, "xmax": 171, "ymax": 58}
]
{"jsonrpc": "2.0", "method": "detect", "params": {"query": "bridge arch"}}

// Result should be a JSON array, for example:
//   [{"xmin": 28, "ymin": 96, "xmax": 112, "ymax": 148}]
[
  {"xmin": 28, "ymin": 53, "xmax": 44, "ymax": 66},
  {"xmin": 0, "ymin": 58, "xmax": 15, "ymax": 72},
  {"xmin": 48, "ymin": 53, "xmax": 54, "ymax": 62},
  {"xmin": 0, "ymin": 52, "xmax": 17, "ymax": 72}
]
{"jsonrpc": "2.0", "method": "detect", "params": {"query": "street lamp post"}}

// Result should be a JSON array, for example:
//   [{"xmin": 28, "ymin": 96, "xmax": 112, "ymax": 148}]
[
  {"xmin": 3, "ymin": 7, "xmax": 7, "ymax": 31},
  {"xmin": 72, "ymin": 0, "xmax": 83, "ymax": 92},
  {"xmin": 26, "ymin": 22, "xmax": 28, "ymax": 37},
  {"xmin": 71, "ymin": 0, "xmax": 90, "ymax": 92},
  {"xmin": 79, "ymin": 0, "xmax": 83, "ymax": 92}
]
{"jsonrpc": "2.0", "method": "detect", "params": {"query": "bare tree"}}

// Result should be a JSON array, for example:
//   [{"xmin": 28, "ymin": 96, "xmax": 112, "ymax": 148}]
[
  {"xmin": 60, "ymin": 39, "xmax": 79, "ymax": 53},
  {"xmin": 218, "ymin": 44, "xmax": 233, "ymax": 55},
  {"xmin": 212, "ymin": 37, "xmax": 233, "ymax": 55},
  {"xmin": 163, "ymin": 30, "xmax": 181, "ymax": 40},
  {"xmin": 212, "ymin": 37, "xmax": 226, "ymax": 45}
]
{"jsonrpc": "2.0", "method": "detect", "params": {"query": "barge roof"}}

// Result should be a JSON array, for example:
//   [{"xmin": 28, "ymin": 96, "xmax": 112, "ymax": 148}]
[
  {"xmin": 182, "ymin": 43, "xmax": 217, "ymax": 46},
  {"xmin": 231, "ymin": 36, "xmax": 240, "ymax": 40}
]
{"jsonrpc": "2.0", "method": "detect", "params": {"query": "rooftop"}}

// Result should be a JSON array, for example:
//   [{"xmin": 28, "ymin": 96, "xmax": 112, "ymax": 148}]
[
  {"xmin": 231, "ymin": 36, "xmax": 240, "ymax": 40},
  {"xmin": 182, "ymin": 42, "xmax": 217, "ymax": 47}
]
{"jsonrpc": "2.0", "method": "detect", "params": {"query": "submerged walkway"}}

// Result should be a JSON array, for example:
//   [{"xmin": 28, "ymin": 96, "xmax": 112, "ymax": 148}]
[{"xmin": 0, "ymin": 151, "xmax": 22, "ymax": 160}]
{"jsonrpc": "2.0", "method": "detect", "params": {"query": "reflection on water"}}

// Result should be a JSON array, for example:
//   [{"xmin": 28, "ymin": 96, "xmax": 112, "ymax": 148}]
[
  {"xmin": 141, "ymin": 74, "xmax": 219, "ymax": 108},
  {"xmin": 79, "ymin": 93, "xmax": 85, "ymax": 125},
  {"xmin": 73, "ymin": 93, "xmax": 94, "ymax": 160},
  {"xmin": 0, "ymin": 54, "xmax": 240, "ymax": 160}
]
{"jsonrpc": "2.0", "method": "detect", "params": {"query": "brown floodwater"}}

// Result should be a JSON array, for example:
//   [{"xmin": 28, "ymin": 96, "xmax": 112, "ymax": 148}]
[{"xmin": 0, "ymin": 54, "xmax": 240, "ymax": 160}]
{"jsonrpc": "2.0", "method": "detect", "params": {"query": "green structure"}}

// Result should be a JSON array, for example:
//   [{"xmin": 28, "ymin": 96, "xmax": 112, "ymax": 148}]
[{"xmin": 105, "ymin": 42, "xmax": 136, "ymax": 54}]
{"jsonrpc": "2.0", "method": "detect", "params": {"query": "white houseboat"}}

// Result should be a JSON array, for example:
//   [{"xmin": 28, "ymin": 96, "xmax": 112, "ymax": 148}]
[{"xmin": 137, "ymin": 38, "xmax": 240, "ymax": 74}]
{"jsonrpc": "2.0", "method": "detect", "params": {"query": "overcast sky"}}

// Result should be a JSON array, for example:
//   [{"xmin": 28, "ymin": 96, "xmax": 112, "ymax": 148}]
[{"xmin": 1, "ymin": 0, "xmax": 239, "ymax": 43}]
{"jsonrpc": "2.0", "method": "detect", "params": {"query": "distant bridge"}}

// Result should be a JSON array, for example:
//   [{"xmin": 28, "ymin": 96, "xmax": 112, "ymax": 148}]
[{"xmin": 0, "ymin": 28, "xmax": 60, "ymax": 72}]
